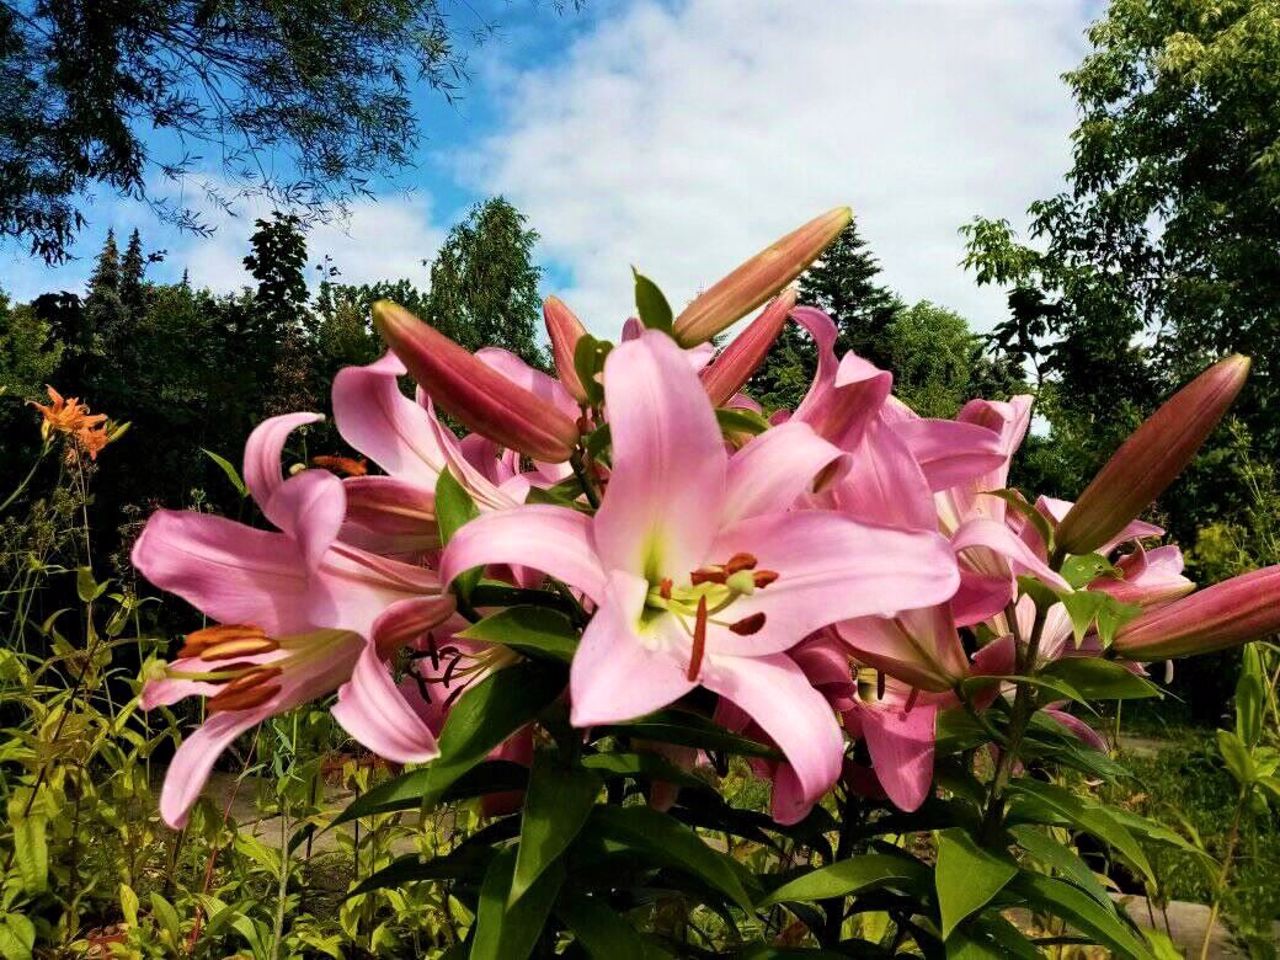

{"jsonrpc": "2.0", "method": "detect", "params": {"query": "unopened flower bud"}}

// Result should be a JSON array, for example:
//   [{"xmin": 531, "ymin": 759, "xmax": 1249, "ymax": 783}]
[
  {"xmin": 374, "ymin": 300, "xmax": 581, "ymax": 462},
  {"xmin": 1113, "ymin": 565, "xmax": 1280, "ymax": 660},
  {"xmin": 543, "ymin": 295, "xmax": 590, "ymax": 405},
  {"xmin": 700, "ymin": 289, "xmax": 797, "ymax": 406},
  {"xmin": 672, "ymin": 207, "xmax": 851, "ymax": 346},
  {"xmin": 1055, "ymin": 355, "xmax": 1250, "ymax": 556}
]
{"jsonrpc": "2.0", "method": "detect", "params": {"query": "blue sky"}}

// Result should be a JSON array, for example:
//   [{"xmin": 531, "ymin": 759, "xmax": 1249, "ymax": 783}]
[{"xmin": 1, "ymin": 0, "xmax": 1097, "ymax": 337}]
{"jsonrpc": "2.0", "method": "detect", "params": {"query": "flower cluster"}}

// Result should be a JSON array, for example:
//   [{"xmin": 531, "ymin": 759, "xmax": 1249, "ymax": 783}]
[
  {"xmin": 30, "ymin": 385, "xmax": 121, "ymax": 461},
  {"xmin": 134, "ymin": 208, "xmax": 1277, "ymax": 833}
]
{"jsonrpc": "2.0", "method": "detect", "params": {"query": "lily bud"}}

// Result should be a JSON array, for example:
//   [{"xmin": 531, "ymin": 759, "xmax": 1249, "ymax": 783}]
[
  {"xmin": 1055, "ymin": 355, "xmax": 1250, "ymax": 556},
  {"xmin": 1113, "ymin": 565, "xmax": 1280, "ymax": 660},
  {"xmin": 373, "ymin": 301, "xmax": 581, "ymax": 463},
  {"xmin": 700, "ymin": 288, "xmax": 797, "ymax": 406},
  {"xmin": 543, "ymin": 295, "xmax": 589, "ymax": 404},
  {"xmin": 672, "ymin": 207, "xmax": 851, "ymax": 346}
]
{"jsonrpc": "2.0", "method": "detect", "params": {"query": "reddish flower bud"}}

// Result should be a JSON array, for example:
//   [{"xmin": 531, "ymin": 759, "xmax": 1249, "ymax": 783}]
[
  {"xmin": 1055, "ymin": 355, "xmax": 1250, "ymax": 556},
  {"xmin": 672, "ymin": 207, "xmax": 851, "ymax": 346},
  {"xmin": 700, "ymin": 289, "xmax": 797, "ymax": 407},
  {"xmin": 1113, "ymin": 565, "xmax": 1280, "ymax": 660},
  {"xmin": 373, "ymin": 300, "xmax": 580, "ymax": 463},
  {"xmin": 543, "ymin": 295, "xmax": 590, "ymax": 405}
]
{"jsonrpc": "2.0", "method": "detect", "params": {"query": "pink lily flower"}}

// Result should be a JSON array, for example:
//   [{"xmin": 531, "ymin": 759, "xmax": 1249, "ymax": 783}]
[
  {"xmin": 543, "ymin": 295, "xmax": 590, "ymax": 405},
  {"xmin": 133, "ymin": 412, "xmax": 450, "ymax": 638},
  {"xmin": 440, "ymin": 329, "xmax": 961, "ymax": 815}
]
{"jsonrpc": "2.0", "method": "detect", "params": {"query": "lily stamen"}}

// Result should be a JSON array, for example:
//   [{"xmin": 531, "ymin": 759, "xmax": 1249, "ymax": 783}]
[{"xmin": 687, "ymin": 595, "xmax": 709, "ymax": 681}]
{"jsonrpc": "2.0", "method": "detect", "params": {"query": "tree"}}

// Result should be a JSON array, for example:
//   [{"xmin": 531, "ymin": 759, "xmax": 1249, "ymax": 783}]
[
  {"xmin": 120, "ymin": 228, "xmax": 146, "ymax": 319},
  {"xmin": 964, "ymin": 0, "xmax": 1280, "ymax": 492},
  {"xmin": 0, "ymin": 0, "xmax": 480, "ymax": 263},
  {"xmin": 83, "ymin": 229, "xmax": 125, "ymax": 352},
  {"xmin": 751, "ymin": 220, "xmax": 901, "ymax": 411},
  {"xmin": 424, "ymin": 197, "xmax": 545, "ymax": 368},
  {"xmin": 244, "ymin": 212, "xmax": 316, "ymax": 415},
  {"xmin": 881, "ymin": 301, "xmax": 1024, "ymax": 419}
]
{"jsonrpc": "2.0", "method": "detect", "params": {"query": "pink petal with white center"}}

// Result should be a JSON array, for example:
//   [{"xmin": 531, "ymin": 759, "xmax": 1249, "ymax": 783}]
[
  {"xmin": 710, "ymin": 511, "xmax": 960, "ymax": 656},
  {"xmin": 722, "ymin": 421, "xmax": 850, "ymax": 525},
  {"xmin": 132, "ymin": 509, "xmax": 311, "ymax": 635},
  {"xmin": 700, "ymin": 652, "xmax": 844, "ymax": 823},
  {"xmin": 569, "ymin": 571, "xmax": 695, "ymax": 727},
  {"xmin": 332, "ymin": 352, "xmax": 448, "ymax": 488},
  {"xmin": 593, "ymin": 330, "xmax": 727, "ymax": 578},
  {"xmin": 854, "ymin": 700, "xmax": 938, "ymax": 812},
  {"xmin": 439, "ymin": 503, "xmax": 608, "ymax": 603},
  {"xmin": 310, "ymin": 542, "xmax": 448, "ymax": 636},
  {"xmin": 243, "ymin": 412, "xmax": 325, "ymax": 518},
  {"xmin": 332, "ymin": 641, "xmax": 442, "ymax": 764}
]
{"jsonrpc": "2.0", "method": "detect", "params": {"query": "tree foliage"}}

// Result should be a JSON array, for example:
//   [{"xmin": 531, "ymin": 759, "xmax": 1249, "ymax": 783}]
[
  {"xmin": 0, "ymin": 0, "xmax": 473, "ymax": 263},
  {"xmin": 965, "ymin": 0, "xmax": 1280, "ymax": 498}
]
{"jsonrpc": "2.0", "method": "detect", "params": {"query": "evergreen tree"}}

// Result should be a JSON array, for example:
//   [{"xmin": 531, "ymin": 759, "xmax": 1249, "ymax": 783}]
[
  {"xmin": 751, "ymin": 220, "xmax": 901, "ymax": 411},
  {"xmin": 120, "ymin": 228, "xmax": 146, "ymax": 319},
  {"xmin": 244, "ymin": 212, "xmax": 316, "ymax": 416},
  {"xmin": 424, "ymin": 197, "xmax": 545, "ymax": 368},
  {"xmin": 83, "ymin": 229, "xmax": 125, "ymax": 356}
]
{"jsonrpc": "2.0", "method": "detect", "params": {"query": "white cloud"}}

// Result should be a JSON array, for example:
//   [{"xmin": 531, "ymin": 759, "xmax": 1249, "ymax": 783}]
[
  {"xmin": 464, "ymin": 0, "xmax": 1090, "ymax": 336},
  {"xmin": 1, "ymin": 183, "xmax": 446, "ymax": 301}
]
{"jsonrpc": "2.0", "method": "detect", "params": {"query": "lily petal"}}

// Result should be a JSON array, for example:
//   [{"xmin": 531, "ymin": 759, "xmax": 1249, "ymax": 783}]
[
  {"xmin": 439, "ymin": 503, "xmax": 608, "ymax": 602},
  {"xmin": 593, "ymin": 330, "xmax": 728, "ymax": 578},
  {"xmin": 243, "ymin": 412, "xmax": 325, "ymax": 519},
  {"xmin": 855, "ymin": 700, "xmax": 937, "ymax": 812},
  {"xmin": 160, "ymin": 710, "xmax": 262, "ymax": 828},
  {"xmin": 712, "ymin": 511, "xmax": 960, "ymax": 656},
  {"xmin": 700, "ymin": 652, "xmax": 844, "ymax": 825},
  {"xmin": 723, "ymin": 421, "xmax": 850, "ymax": 524},
  {"xmin": 332, "ymin": 641, "xmax": 442, "ymax": 764},
  {"xmin": 569, "ymin": 571, "xmax": 695, "ymax": 727}
]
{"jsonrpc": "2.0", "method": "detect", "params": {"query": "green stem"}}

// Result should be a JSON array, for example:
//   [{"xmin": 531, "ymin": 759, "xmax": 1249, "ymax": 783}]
[
  {"xmin": 1199, "ymin": 783, "xmax": 1249, "ymax": 960},
  {"xmin": 0, "ymin": 442, "xmax": 49, "ymax": 514},
  {"xmin": 980, "ymin": 602, "xmax": 1049, "ymax": 843},
  {"xmin": 569, "ymin": 450, "xmax": 601, "ymax": 509}
]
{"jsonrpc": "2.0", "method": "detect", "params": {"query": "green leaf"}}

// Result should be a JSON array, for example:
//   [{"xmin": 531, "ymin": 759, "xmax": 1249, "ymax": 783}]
[
  {"xmin": 510, "ymin": 754, "xmax": 601, "ymax": 904},
  {"xmin": 573, "ymin": 335, "xmax": 611, "ymax": 407},
  {"xmin": 459, "ymin": 607, "xmax": 579, "ymax": 663},
  {"xmin": 335, "ymin": 663, "xmax": 564, "ymax": 824},
  {"xmin": 1236, "ymin": 643, "xmax": 1265, "ymax": 747},
  {"xmin": 581, "ymin": 751, "xmax": 709, "ymax": 788},
  {"xmin": 597, "ymin": 708, "xmax": 782, "ymax": 759},
  {"xmin": 946, "ymin": 916, "xmax": 1040, "ymax": 960},
  {"xmin": 557, "ymin": 892, "xmax": 669, "ymax": 960},
  {"xmin": 471, "ymin": 848, "xmax": 565, "ymax": 960},
  {"xmin": 1216, "ymin": 728, "xmax": 1254, "ymax": 785},
  {"xmin": 589, "ymin": 805, "xmax": 757, "ymax": 911},
  {"xmin": 437, "ymin": 467, "xmax": 481, "ymax": 601},
  {"xmin": 1059, "ymin": 590, "xmax": 1141, "ymax": 649},
  {"xmin": 1007, "ymin": 872, "xmax": 1152, "ymax": 959},
  {"xmin": 1041, "ymin": 658, "xmax": 1161, "ymax": 700},
  {"xmin": 0, "ymin": 915, "xmax": 35, "ymax": 960},
  {"xmin": 202, "ymin": 447, "xmax": 249, "ymax": 498},
  {"xmin": 633, "ymin": 270, "xmax": 674, "ymax": 333},
  {"xmin": 715, "ymin": 407, "xmax": 771, "ymax": 438},
  {"xmin": 1059, "ymin": 553, "xmax": 1118, "ymax": 589},
  {"xmin": 149, "ymin": 892, "xmax": 182, "ymax": 941},
  {"xmin": 759, "ymin": 853, "xmax": 929, "ymax": 907},
  {"xmin": 1009, "ymin": 824, "xmax": 1110, "ymax": 906},
  {"xmin": 75, "ymin": 565, "xmax": 107, "ymax": 603},
  {"xmin": 348, "ymin": 822, "xmax": 514, "ymax": 897},
  {"xmin": 935, "ymin": 829, "xmax": 1017, "ymax": 939},
  {"xmin": 7, "ymin": 798, "xmax": 47, "ymax": 894},
  {"xmin": 1006, "ymin": 780, "xmax": 1154, "ymax": 887}
]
